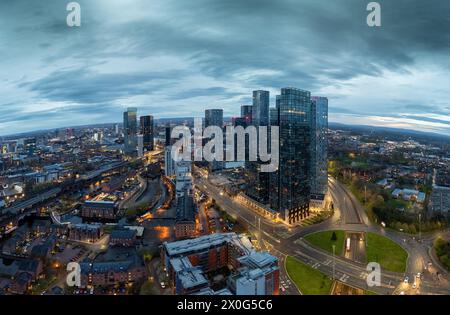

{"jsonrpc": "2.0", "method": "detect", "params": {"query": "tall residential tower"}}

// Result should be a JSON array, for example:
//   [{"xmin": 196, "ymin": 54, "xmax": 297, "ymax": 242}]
[
  {"xmin": 123, "ymin": 107, "xmax": 138, "ymax": 155},
  {"xmin": 140, "ymin": 115, "xmax": 154, "ymax": 152},
  {"xmin": 270, "ymin": 88, "xmax": 311, "ymax": 224}
]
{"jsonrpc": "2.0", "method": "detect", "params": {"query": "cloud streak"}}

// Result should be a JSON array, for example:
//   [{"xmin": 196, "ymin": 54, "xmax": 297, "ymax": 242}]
[{"xmin": 0, "ymin": 0, "xmax": 449, "ymax": 135}]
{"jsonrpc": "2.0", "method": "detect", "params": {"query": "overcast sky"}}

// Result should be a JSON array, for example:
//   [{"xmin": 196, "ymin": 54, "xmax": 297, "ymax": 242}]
[{"xmin": 1, "ymin": 0, "xmax": 450, "ymax": 136}]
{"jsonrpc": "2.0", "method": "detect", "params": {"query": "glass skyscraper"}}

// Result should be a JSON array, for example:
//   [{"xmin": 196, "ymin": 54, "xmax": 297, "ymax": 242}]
[
  {"xmin": 204, "ymin": 109, "xmax": 224, "ymax": 172},
  {"xmin": 140, "ymin": 115, "xmax": 154, "ymax": 151},
  {"xmin": 240, "ymin": 105, "xmax": 253, "ymax": 124},
  {"xmin": 123, "ymin": 107, "xmax": 137, "ymax": 154},
  {"xmin": 246, "ymin": 90, "xmax": 270, "ymax": 205},
  {"xmin": 204, "ymin": 109, "xmax": 223, "ymax": 129},
  {"xmin": 270, "ymin": 88, "xmax": 311, "ymax": 224},
  {"xmin": 252, "ymin": 90, "xmax": 269, "ymax": 126},
  {"xmin": 310, "ymin": 97, "xmax": 328, "ymax": 198}
]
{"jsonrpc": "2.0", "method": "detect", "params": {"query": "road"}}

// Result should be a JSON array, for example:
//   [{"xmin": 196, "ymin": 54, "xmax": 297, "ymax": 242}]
[{"xmin": 193, "ymin": 171, "xmax": 450, "ymax": 295}]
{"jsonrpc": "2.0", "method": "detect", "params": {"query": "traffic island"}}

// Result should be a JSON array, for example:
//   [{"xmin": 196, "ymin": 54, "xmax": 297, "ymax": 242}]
[
  {"xmin": 366, "ymin": 232, "xmax": 408, "ymax": 273},
  {"xmin": 285, "ymin": 256, "xmax": 333, "ymax": 295},
  {"xmin": 304, "ymin": 230, "xmax": 345, "ymax": 256}
]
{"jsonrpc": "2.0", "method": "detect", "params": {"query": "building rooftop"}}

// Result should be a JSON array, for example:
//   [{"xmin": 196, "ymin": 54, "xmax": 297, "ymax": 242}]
[
  {"xmin": 193, "ymin": 287, "xmax": 233, "ymax": 295},
  {"xmin": 110, "ymin": 228, "xmax": 137, "ymax": 240},
  {"xmin": 176, "ymin": 195, "xmax": 196, "ymax": 222},
  {"xmin": 163, "ymin": 232, "xmax": 253, "ymax": 257},
  {"xmin": 177, "ymin": 267, "xmax": 208, "ymax": 289}
]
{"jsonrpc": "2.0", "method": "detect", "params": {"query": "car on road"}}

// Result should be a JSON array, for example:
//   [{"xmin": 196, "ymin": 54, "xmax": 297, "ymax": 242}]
[{"xmin": 404, "ymin": 276, "xmax": 409, "ymax": 284}]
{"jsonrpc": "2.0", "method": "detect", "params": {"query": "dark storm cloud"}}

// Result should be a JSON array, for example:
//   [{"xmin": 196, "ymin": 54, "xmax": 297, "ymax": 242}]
[
  {"xmin": 20, "ymin": 68, "xmax": 182, "ymax": 104},
  {"xmin": 1, "ymin": 0, "xmax": 450, "ymax": 135}
]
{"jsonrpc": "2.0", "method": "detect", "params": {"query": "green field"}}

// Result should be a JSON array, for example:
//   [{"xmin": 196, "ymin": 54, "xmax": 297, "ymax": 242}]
[
  {"xmin": 366, "ymin": 232, "xmax": 408, "ymax": 273},
  {"xmin": 304, "ymin": 230, "xmax": 345, "ymax": 256},
  {"xmin": 285, "ymin": 256, "xmax": 333, "ymax": 295}
]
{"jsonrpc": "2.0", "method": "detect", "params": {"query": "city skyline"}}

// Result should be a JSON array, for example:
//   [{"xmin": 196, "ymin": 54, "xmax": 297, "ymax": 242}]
[{"xmin": 1, "ymin": 0, "xmax": 450, "ymax": 136}]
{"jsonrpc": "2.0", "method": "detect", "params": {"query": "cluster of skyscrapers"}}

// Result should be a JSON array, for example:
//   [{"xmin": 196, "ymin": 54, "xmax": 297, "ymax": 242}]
[
  {"xmin": 123, "ymin": 107, "xmax": 154, "ymax": 156},
  {"xmin": 128, "ymin": 86, "xmax": 328, "ymax": 225},
  {"xmin": 204, "ymin": 88, "xmax": 328, "ymax": 225}
]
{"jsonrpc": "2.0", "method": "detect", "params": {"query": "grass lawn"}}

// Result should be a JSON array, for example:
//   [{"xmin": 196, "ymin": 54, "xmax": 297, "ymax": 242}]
[
  {"xmin": 285, "ymin": 256, "xmax": 333, "ymax": 295},
  {"xmin": 366, "ymin": 232, "xmax": 407, "ymax": 273},
  {"xmin": 304, "ymin": 230, "xmax": 345, "ymax": 256}
]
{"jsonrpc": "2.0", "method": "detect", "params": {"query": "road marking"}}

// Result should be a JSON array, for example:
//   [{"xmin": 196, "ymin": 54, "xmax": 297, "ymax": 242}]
[
  {"xmin": 312, "ymin": 262, "xmax": 321, "ymax": 269},
  {"xmin": 323, "ymin": 259, "xmax": 332, "ymax": 266},
  {"xmin": 340, "ymin": 274, "xmax": 349, "ymax": 282}
]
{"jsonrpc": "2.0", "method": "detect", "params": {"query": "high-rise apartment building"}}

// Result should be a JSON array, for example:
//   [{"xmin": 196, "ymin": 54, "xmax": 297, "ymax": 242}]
[
  {"xmin": 246, "ymin": 91, "xmax": 270, "ymax": 205},
  {"xmin": 310, "ymin": 97, "xmax": 328, "ymax": 198},
  {"xmin": 140, "ymin": 115, "xmax": 154, "ymax": 151},
  {"xmin": 252, "ymin": 90, "xmax": 269, "ymax": 126},
  {"xmin": 123, "ymin": 107, "xmax": 138, "ymax": 155},
  {"xmin": 240, "ymin": 105, "xmax": 253, "ymax": 124},
  {"xmin": 204, "ymin": 109, "xmax": 224, "ymax": 172},
  {"xmin": 270, "ymin": 88, "xmax": 311, "ymax": 224}
]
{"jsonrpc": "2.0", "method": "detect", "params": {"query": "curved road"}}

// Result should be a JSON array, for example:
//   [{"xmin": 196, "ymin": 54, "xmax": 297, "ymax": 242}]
[{"xmin": 194, "ymin": 172, "xmax": 450, "ymax": 295}]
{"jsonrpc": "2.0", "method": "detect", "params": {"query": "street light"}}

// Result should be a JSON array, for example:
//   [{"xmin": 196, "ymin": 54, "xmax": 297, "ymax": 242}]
[
  {"xmin": 418, "ymin": 213, "xmax": 421, "ymax": 241},
  {"xmin": 332, "ymin": 244, "xmax": 336, "ymax": 281}
]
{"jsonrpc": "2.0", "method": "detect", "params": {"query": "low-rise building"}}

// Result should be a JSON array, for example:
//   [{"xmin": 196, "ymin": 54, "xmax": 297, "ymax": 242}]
[
  {"xmin": 81, "ymin": 200, "xmax": 118, "ymax": 221},
  {"xmin": 174, "ymin": 195, "xmax": 197, "ymax": 240},
  {"xmin": 161, "ymin": 232, "xmax": 279, "ymax": 295},
  {"xmin": 68, "ymin": 223, "xmax": 103, "ymax": 243},
  {"xmin": 79, "ymin": 248, "xmax": 146, "ymax": 288},
  {"xmin": 109, "ymin": 228, "xmax": 137, "ymax": 247},
  {"xmin": 392, "ymin": 188, "xmax": 426, "ymax": 203}
]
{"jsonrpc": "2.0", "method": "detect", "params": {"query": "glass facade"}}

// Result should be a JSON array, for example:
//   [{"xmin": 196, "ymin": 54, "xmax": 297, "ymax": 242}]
[
  {"xmin": 204, "ymin": 109, "xmax": 224, "ymax": 172},
  {"xmin": 310, "ymin": 97, "xmax": 328, "ymax": 198},
  {"xmin": 270, "ymin": 88, "xmax": 311, "ymax": 224},
  {"xmin": 246, "ymin": 91, "xmax": 270, "ymax": 205},
  {"xmin": 140, "ymin": 115, "xmax": 154, "ymax": 151},
  {"xmin": 123, "ymin": 107, "xmax": 137, "ymax": 154},
  {"xmin": 252, "ymin": 90, "xmax": 269, "ymax": 126}
]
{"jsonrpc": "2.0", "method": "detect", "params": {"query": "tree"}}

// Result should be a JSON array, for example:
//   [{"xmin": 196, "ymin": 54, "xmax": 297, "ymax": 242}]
[
  {"xmin": 140, "ymin": 281, "xmax": 157, "ymax": 295},
  {"xmin": 331, "ymin": 231, "xmax": 338, "ymax": 241},
  {"xmin": 408, "ymin": 224, "xmax": 417, "ymax": 234}
]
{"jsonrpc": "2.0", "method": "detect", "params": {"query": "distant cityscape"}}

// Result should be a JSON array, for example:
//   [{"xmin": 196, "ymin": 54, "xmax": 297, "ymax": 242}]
[{"xmin": 0, "ymin": 86, "xmax": 449, "ymax": 296}]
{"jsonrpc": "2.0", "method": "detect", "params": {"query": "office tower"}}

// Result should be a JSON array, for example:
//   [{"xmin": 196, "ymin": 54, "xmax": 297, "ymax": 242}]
[
  {"xmin": 137, "ymin": 134, "xmax": 144, "ymax": 158},
  {"xmin": 204, "ymin": 109, "xmax": 223, "ymax": 129},
  {"xmin": 114, "ymin": 124, "xmax": 119, "ymax": 135},
  {"xmin": 164, "ymin": 124, "xmax": 175, "ymax": 176},
  {"xmin": 204, "ymin": 109, "xmax": 224, "ymax": 172},
  {"xmin": 123, "ymin": 107, "xmax": 138, "ymax": 155},
  {"xmin": 310, "ymin": 97, "xmax": 328, "ymax": 198},
  {"xmin": 240, "ymin": 105, "xmax": 253, "ymax": 124},
  {"xmin": 270, "ymin": 88, "xmax": 311, "ymax": 224},
  {"xmin": 246, "ymin": 91, "xmax": 270, "ymax": 205},
  {"xmin": 165, "ymin": 125, "xmax": 172, "ymax": 146},
  {"xmin": 164, "ymin": 147, "xmax": 175, "ymax": 177},
  {"xmin": 252, "ymin": 90, "xmax": 269, "ymax": 126},
  {"xmin": 140, "ymin": 115, "xmax": 154, "ymax": 151}
]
